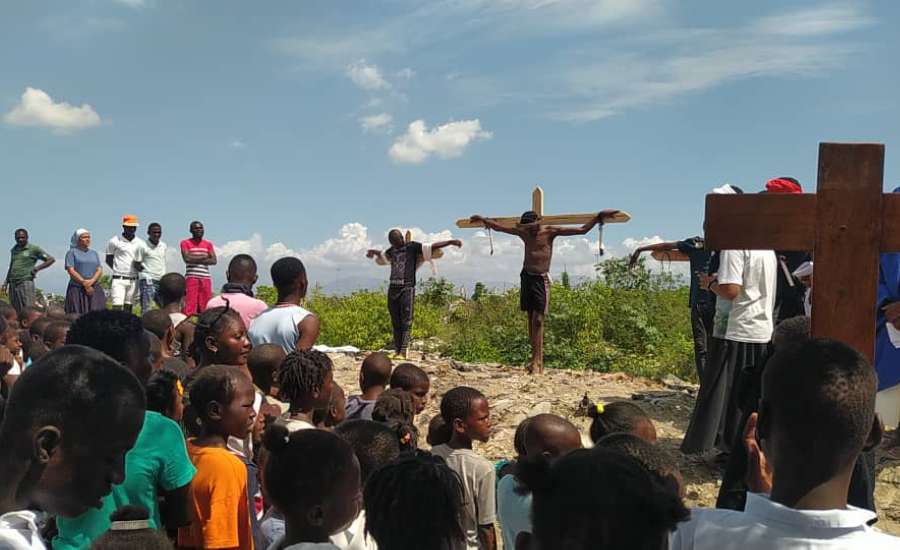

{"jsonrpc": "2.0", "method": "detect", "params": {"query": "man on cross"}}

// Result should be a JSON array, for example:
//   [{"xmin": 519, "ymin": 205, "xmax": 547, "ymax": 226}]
[{"xmin": 469, "ymin": 211, "xmax": 614, "ymax": 374}]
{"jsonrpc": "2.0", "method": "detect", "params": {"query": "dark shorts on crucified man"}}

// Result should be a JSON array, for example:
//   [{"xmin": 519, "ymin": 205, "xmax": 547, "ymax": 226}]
[{"xmin": 520, "ymin": 270, "xmax": 550, "ymax": 314}]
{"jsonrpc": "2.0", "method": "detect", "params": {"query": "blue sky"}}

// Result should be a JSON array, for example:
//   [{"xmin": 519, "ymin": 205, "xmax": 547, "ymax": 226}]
[{"xmin": 2, "ymin": 0, "xmax": 899, "ymax": 294}]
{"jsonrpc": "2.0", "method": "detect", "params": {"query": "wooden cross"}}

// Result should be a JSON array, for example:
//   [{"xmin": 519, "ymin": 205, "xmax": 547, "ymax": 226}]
[
  {"xmin": 704, "ymin": 143, "xmax": 891, "ymax": 362},
  {"xmin": 456, "ymin": 186, "xmax": 631, "ymax": 229}
]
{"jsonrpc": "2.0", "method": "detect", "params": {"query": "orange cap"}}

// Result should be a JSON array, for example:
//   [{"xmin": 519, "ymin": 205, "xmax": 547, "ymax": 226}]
[{"xmin": 122, "ymin": 215, "xmax": 139, "ymax": 227}]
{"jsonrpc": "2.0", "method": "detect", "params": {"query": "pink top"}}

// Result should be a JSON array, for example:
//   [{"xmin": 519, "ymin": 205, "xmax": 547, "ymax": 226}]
[
  {"xmin": 206, "ymin": 292, "xmax": 268, "ymax": 330},
  {"xmin": 180, "ymin": 239, "xmax": 215, "ymax": 279}
]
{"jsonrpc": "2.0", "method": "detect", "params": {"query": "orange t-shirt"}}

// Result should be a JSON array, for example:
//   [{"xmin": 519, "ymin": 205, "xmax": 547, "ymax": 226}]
[{"xmin": 177, "ymin": 440, "xmax": 253, "ymax": 550}]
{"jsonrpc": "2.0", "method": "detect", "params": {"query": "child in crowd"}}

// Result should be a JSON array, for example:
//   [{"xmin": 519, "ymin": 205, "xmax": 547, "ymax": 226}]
[
  {"xmin": 91, "ymin": 506, "xmax": 173, "ymax": 550},
  {"xmin": 248, "ymin": 257, "xmax": 320, "ymax": 353},
  {"xmin": 314, "ymin": 382, "xmax": 347, "ymax": 429},
  {"xmin": 588, "ymin": 400, "xmax": 657, "ymax": 443},
  {"xmin": 146, "ymin": 369, "xmax": 185, "ymax": 421},
  {"xmin": 372, "ymin": 388, "xmax": 418, "ymax": 451},
  {"xmin": 671, "ymin": 338, "xmax": 900, "ymax": 549},
  {"xmin": 157, "ymin": 273, "xmax": 195, "ymax": 364},
  {"xmin": 432, "ymin": 386, "xmax": 496, "ymax": 550},
  {"xmin": 389, "ymin": 362, "xmax": 430, "ymax": 415},
  {"xmin": 43, "ymin": 321, "xmax": 70, "ymax": 351},
  {"xmin": 364, "ymin": 451, "xmax": 466, "ymax": 550},
  {"xmin": 26, "ymin": 316, "xmax": 52, "ymax": 362},
  {"xmin": 190, "ymin": 305, "xmax": 252, "ymax": 371},
  {"xmin": 332, "ymin": 420, "xmax": 402, "ymax": 550},
  {"xmin": 17, "ymin": 306, "xmax": 43, "ymax": 331},
  {"xmin": 596, "ymin": 432, "xmax": 684, "ymax": 498},
  {"xmin": 516, "ymin": 447, "xmax": 689, "ymax": 550},
  {"xmin": 346, "ymin": 352, "xmax": 392, "ymax": 421},
  {"xmin": 279, "ymin": 349, "xmax": 335, "ymax": 431},
  {"xmin": 0, "ymin": 305, "xmax": 19, "ymax": 329},
  {"xmin": 427, "ymin": 414, "xmax": 452, "ymax": 447},
  {"xmin": 206, "ymin": 254, "xmax": 269, "ymax": 330},
  {"xmin": 498, "ymin": 414, "xmax": 582, "ymax": 550},
  {"xmin": 142, "ymin": 310, "xmax": 175, "ymax": 359},
  {"xmin": 262, "ymin": 425, "xmax": 362, "ymax": 550},
  {"xmin": 496, "ymin": 417, "xmax": 531, "ymax": 480},
  {"xmin": 247, "ymin": 343, "xmax": 287, "ymax": 398},
  {"xmin": 0, "ymin": 346, "xmax": 146, "ymax": 550},
  {"xmin": 178, "ymin": 365, "xmax": 256, "ymax": 550},
  {"xmin": 1, "ymin": 319, "xmax": 26, "ymax": 389},
  {"xmin": 56, "ymin": 311, "xmax": 195, "ymax": 550}
]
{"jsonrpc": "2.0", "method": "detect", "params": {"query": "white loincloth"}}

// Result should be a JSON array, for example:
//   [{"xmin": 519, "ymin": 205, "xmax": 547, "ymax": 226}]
[{"xmin": 876, "ymin": 384, "xmax": 900, "ymax": 429}]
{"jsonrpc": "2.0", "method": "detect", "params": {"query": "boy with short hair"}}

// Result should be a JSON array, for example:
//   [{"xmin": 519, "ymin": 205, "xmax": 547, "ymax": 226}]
[
  {"xmin": 247, "ymin": 343, "xmax": 286, "ymax": 398},
  {"xmin": 671, "ymin": 338, "xmax": 899, "ymax": 549},
  {"xmin": 180, "ymin": 221, "xmax": 217, "ymax": 316},
  {"xmin": 207, "ymin": 254, "xmax": 268, "ymax": 330},
  {"xmin": 137, "ymin": 222, "xmax": 167, "ymax": 313},
  {"xmin": 389, "ymin": 362, "xmax": 430, "ymax": 415},
  {"xmin": 0, "ymin": 346, "xmax": 146, "ymax": 550},
  {"xmin": 106, "ymin": 215, "xmax": 146, "ymax": 314},
  {"xmin": 157, "ymin": 273, "xmax": 195, "ymax": 364},
  {"xmin": 432, "ymin": 386, "xmax": 497, "ymax": 550},
  {"xmin": 346, "ymin": 352, "xmax": 392, "ymax": 421},
  {"xmin": 141, "ymin": 309, "xmax": 175, "ymax": 359},
  {"xmin": 42, "ymin": 321, "xmax": 70, "ymax": 351}
]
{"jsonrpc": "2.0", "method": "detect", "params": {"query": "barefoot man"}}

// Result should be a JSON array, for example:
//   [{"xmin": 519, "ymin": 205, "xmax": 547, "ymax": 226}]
[{"xmin": 469, "ymin": 210, "xmax": 615, "ymax": 374}]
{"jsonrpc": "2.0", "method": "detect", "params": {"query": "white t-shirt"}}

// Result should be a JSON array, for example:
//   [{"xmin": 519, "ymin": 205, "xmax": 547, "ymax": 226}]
[
  {"xmin": 106, "ymin": 235, "xmax": 145, "ymax": 277},
  {"xmin": 497, "ymin": 474, "xmax": 532, "ymax": 550},
  {"xmin": 330, "ymin": 510, "xmax": 377, "ymax": 550},
  {"xmin": 717, "ymin": 250, "xmax": 777, "ymax": 343},
  {"xmin": 248, "ymin": 304, "xmax": 313, "ymax": 354},
  {"xmin": 431, "ymin": 444, "xmax": 496, "ymax": 550},
  {"xmin": 137, "ymin": 240, "xmax": 167, "ymax": 281},
  {"xmin": 669, "ymin": 493, "xmax": 899, "ymax": 550},
  {"xmin": 0, "ymin": 510, "xmax": 47, "ymax": 550}
]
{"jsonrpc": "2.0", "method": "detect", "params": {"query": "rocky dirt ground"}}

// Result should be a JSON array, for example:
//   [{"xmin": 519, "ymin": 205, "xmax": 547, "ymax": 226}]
[{"xmin": 328, "ymin": 350, "xmax": 900, "ymax": 536}]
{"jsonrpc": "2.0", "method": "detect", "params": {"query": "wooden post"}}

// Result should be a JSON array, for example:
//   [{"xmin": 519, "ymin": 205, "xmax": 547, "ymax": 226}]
[{"xmin": 532, "ymin": 186, "xmax": 544, "ymax": 217}]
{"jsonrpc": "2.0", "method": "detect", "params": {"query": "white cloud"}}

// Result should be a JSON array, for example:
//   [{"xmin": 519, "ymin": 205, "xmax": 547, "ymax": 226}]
[
  {"xmin": 396, "ymin": 68, "xmax": 415, "ymax": 80},
  {"xmin": 230, "ymin": 139, "xmax": 247, "ymax": 149},
  {"xmin": 346, "ymin": 60, "xmax": 391, "ymax": 90},
  {"xmin": 360, "ymin": 113, "xmax": 393, "ymax": 133},
  {"xmin": 752, "ymin": 3, "xmax": 873, "ymax": 37},
  {"xmin": 389, "ymin": 119, "xmax": 492, "ymax": 164},
  {"xmin": 622, "ymin": 236, "xmax": 665, "ymax": 251},
  {"xmin": 3, "ymin": 87, "xmax": 102, "ymax": 134}
]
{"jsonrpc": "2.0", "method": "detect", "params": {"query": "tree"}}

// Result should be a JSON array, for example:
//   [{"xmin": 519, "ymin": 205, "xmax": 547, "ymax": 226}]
[
  {"xmin": 595, "ymin": 257, "xmax": 682, "ymax": 291},
  {"xmin": 472, "ymin": 282, "xmax": 487, "ymax": 301},
  {"xmin": 561, "ymin": 271, "xmax": 571, "ymax": 289}
]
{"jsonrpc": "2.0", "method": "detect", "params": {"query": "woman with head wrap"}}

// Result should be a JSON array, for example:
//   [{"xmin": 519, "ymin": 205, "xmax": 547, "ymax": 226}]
[{"xmin": 64, "ymin": 228, "xmax": 107, "ymax": 315}]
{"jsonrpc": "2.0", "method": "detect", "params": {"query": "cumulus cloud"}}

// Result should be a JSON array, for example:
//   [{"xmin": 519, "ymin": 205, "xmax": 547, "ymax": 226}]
[
  {"xmin": 3, "ymin": 87, "xmax": 102, "ymax": 134},
  {"xmin": 347, "ymin": 60, "xmax": 391, "ymax": 90},
  {"xmin": 622, "ymin": 235, "xmax": 665, "ymax": 251},
  {"xmin": 360, "ymin": 113, "xmax": 393, "ymax": 133},
  {"xmin": 389, "ymin": 119, "xmax": 492, "ymax": 164}
]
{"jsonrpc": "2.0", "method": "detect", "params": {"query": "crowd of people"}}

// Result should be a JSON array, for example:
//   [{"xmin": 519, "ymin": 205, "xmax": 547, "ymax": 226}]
[{"xmin": 0, "ymin": 203, "xmax": 899, "ymax": 549}]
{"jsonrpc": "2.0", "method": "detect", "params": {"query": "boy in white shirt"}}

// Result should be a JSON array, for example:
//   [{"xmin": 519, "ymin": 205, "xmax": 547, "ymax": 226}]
[
  {"xmin": 0, "ymin": 346, "xmax": 145, "ymax": 550},
  {"xmin": 137, "ymin": 222, "xmax": 167, "ymax": 313},
  {"xmin": 670, "ymin": 338, "xmax": 899, "ymax": 549}
]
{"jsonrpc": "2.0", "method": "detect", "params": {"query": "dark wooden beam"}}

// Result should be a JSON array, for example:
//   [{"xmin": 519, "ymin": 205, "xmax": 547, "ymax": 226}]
[
  {"xmin": 811, "ymin": 143, "xmax": 885, "ymax": 362},
  {"xmin": 704, "ymin": 194, "xmax": 817, "ymax": 251}
]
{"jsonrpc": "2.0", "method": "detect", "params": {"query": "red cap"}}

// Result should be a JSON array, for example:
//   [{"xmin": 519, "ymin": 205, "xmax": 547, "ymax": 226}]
[{"xmin": 766, "ymin": 178, "xmax": 802, "ymax": 194}]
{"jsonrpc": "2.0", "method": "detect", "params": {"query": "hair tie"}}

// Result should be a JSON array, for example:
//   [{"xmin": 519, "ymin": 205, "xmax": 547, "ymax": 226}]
[
  {"xmin": 175, "ymin": 379, "xmax": 184, "ymax": 397},
  {"xmin": 109, "ymin": 519, "xmax": 151, "ymax": 531},
  {"xmin": 596, "ymin": 403, "xmax": 605, "ymax": 414}
]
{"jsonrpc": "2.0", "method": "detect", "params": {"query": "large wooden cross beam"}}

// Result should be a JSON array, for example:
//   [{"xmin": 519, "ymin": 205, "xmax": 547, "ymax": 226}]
[
  {"xmin": 705, "ymin": 143, "xmax": 892, "ymax": 362},
  {"xmin": 456, "ymin": 186, "xmax": 631, "ymax": 228}
]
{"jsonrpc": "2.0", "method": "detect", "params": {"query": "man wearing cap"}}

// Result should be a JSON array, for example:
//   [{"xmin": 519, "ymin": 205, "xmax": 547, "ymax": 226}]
[
  {"xmin": 2, "ymin": 228, "xmax": 55, "ymax": 315},
  {"xmin": 106, "ymin": 215, "xmax": 145, "ymax": 313}
]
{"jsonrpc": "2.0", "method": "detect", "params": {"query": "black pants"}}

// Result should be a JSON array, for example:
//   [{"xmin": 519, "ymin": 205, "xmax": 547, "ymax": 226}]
[
  {"xmin": 691, "ymin": 303, "xmax": 715, "ymax": 379},
  {"xmin": 388, "ymin": 285, "xmax": 415, "ymax": 354}
]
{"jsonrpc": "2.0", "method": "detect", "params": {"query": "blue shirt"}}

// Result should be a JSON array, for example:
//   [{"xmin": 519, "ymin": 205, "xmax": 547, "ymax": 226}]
[
  {"xmin": 676, "ymin": 237, "xmax": 713, "ymax": 309},
  {"xmin": 64, "ymin": 248, "xmax": 101, "ymax": 283}
]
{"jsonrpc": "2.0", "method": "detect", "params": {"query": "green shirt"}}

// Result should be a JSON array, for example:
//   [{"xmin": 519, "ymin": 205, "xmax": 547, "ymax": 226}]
[
  {"xmin": 7, "ymin": 243, "xmax": 48, "ymax": 283},
  {"xmin": 54, "ymin": 411, "xmax": 196, "ymax": 550}
]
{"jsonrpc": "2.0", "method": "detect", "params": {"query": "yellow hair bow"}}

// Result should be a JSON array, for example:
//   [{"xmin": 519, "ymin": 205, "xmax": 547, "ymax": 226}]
[
  {"xmin": 176, "ymin": 379, "xmax": 185, "ymax": 397},
  {"xmin": 595, "ymin": 403, "xmax": 605, "ymax": 414}
]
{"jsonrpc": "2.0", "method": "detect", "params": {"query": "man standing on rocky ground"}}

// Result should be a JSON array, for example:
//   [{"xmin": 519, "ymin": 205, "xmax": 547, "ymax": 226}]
[
  {"xmin": 3, "ymin": 228, "xmax": 55, "ymax": 315},
  {"xmin": 469, "ymin": 211, "xmax": 615, "ymax": 374}
]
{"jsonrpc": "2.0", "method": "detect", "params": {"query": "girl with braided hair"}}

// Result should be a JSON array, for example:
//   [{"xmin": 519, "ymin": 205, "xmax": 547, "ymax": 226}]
[
  {"xmin": 189, "ymin": 302, "xmax": 251, "ymax": 372},
  {"xmin": 364, "ymin": 450, "xmax": 466, "ymax": 550},
  {"xmin": 279, "ymin": 349, "xmax": 336, "ymax": 431}
]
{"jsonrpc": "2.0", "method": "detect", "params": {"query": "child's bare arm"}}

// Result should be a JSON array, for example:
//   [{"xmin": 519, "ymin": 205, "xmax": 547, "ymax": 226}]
[
  {"xmin": 478, "ymin": 524, "xmax": 497, "ymax": 550},
  {"xmin": 296, "ymin": 315, "xmax": 321, "ymax": 351}
]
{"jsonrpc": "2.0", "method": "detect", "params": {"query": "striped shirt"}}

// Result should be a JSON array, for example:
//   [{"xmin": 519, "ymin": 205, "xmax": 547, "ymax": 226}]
[{"xmin": 180, "ymin": 239, "xmax": 214, "ymax": 279}]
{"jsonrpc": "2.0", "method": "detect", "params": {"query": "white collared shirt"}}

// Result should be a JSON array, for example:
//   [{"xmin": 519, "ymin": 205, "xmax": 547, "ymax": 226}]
[
  {"xmin": 0, "ymin": 510, "xmax": 47, "ymax": 550},
  {"xmin": 330, "ymin": 510, "xmax": 377, "ymax": 550},
  {"xmin": 670, "ymin": 493, "xmax": 899, "ymax": 549}
]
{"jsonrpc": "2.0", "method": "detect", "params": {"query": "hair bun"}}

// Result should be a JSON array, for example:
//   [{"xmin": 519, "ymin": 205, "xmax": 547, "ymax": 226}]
[{"xmin": 262, "ymin": 422, "xmax": 291, "ymax": 453}]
